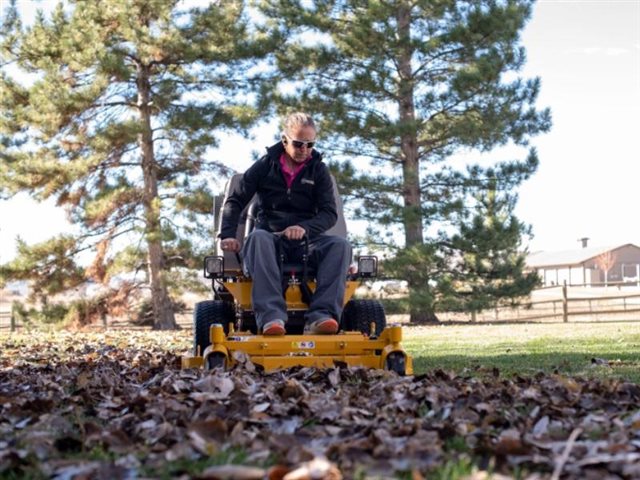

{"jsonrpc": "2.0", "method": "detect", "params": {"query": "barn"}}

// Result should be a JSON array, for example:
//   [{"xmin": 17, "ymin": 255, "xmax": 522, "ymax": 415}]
[{"xmin": 526, "ymin": 243, "xmax": 640, "ymax": 287}]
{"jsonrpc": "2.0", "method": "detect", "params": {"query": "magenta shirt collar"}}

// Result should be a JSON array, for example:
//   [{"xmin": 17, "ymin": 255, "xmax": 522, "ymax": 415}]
[{"xmin": 279, "ymin": 153, "xmax": 311, "ymax": 188}]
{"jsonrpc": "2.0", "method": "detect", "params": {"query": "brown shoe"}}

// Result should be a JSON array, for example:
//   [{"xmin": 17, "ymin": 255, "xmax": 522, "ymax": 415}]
[
  {"xmin": 262, "ymin": 320, "xmax": 286, "ymax": 336},
  {"xmin": 304, "ymin": 318, "xmax": 339, "ymax": 335}
]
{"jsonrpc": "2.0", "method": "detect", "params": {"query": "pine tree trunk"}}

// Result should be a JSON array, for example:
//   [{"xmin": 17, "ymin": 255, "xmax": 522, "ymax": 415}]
[
  {"xmin": 397, "ymin": 4, "xmax": 437, "ymax": 324},
  {"xmin": 137, "ymin": 64, "xmax": 177, "ymax": 330},
  {"xmin": 410, "ymin": 310, "xmax": 440, "ymax": 324}
]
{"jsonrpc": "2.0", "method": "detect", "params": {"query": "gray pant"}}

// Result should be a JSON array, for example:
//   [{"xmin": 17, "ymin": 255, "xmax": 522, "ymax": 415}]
[{"xmin": 242, "ymin": 229, "xmax": 352, "ymax": 328}]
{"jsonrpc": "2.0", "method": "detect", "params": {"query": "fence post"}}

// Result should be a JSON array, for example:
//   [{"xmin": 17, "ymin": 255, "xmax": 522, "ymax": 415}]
[
  {"xmin": 562, "ymin": 281, "xmax": 568, "ymax": 322},
  {"xmin": 10, "ymin": 302, "xmax": 16, "ymax": 332}
]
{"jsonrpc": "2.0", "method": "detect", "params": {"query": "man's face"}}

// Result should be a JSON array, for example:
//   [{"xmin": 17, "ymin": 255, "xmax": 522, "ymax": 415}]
[{"xmin": 283, "ymin": 125, "xmax": 316, "ymax": 164}]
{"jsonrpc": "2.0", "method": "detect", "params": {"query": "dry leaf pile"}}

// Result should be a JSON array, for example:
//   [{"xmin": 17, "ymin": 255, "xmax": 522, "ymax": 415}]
[{"xmin": 1, "ymin": 331, "xmax": 639, "ymax": 479}]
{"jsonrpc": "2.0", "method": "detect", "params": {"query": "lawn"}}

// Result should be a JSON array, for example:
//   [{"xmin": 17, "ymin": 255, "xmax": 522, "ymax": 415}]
[
  {"xmin": 2, "ymin": 322, "xmax": 640, "ymax": 479},
  {"xmin": 403, "ymin": 321, "xmax": 640, "ymax": 382},
  {"xmin": 3, "ymin": 320, "xmax": 639, "ymax": 382}
]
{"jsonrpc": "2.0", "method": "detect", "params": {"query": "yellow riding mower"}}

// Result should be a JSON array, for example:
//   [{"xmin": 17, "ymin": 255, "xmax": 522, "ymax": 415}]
[{"xmin": 181, "ymin": 175, "xmax": 413, "ymax": 375}]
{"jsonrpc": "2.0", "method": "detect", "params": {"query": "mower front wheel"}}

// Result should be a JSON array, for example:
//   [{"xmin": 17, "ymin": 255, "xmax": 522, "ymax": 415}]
[
  {"xmin": 385, "ymin": 352, "xmax": 407, "ymax": 376},
  {"xmin": 206, "ymin": 352, "xmax": 227, "ymax": 370},
  {"xmin": 193, "ymin": 300, "xmax": 234, "ymax": 357}
]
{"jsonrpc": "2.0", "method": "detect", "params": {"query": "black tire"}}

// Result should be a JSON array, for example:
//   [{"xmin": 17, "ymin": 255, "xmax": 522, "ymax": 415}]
[
  {"xmin": 385, "ymin": 351, "xmax": 407, "ymax": 376},
  {"xmin": 342, "ymin": 299, "xmax": 386, "ymax": 336},
  {"xmin": 193, "ymin": 300, "xmax": 234, "ymax": 356},
  {"xmin": 206, "ymin": 352, "xmax": 227, "ymax": 370}
]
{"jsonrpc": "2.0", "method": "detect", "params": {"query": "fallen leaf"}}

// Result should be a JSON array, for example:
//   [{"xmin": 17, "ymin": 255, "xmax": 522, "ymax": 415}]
[{"xmin": 199, "ymin": 464, "xmax": 266, "ymax": 480}]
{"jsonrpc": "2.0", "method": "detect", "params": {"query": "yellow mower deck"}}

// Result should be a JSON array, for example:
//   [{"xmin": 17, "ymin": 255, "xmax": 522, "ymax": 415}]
[{"xmin": 182, "ymin": 324, "xmax": 413, "ymax": 374}]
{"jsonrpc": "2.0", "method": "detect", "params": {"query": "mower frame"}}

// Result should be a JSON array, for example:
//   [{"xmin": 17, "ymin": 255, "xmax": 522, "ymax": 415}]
[{"xmin": 181, "ymin": 174, "xmax": 413, "ymax": 375}]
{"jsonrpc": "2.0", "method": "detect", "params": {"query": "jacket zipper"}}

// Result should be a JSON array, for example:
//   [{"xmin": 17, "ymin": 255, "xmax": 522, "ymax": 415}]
[{"xmin": 289, "ymin": 164, "xmax": 309, "ymax": 199}]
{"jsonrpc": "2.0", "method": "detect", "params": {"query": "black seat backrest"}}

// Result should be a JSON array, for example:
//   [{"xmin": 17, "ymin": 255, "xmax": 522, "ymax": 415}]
[{"xmin": 215, "ymin": 174, "xmax": 347, "ymax": 271}]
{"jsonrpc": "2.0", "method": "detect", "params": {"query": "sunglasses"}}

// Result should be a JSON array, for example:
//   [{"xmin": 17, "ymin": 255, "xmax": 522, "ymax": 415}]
[{"xmin": 285, "ymin": 135, "xmax": 315, "ymax": 149}]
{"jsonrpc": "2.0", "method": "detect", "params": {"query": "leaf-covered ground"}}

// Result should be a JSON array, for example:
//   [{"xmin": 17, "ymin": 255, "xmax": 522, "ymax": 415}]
[{"xmin": 1, "ymin": 331, "xmax": 640, "ymax": 479}]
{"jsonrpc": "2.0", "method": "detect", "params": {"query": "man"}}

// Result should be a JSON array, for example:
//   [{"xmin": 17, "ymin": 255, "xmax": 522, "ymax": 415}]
[{"xmin": 219, "ymin": 112, "xmax": 352, "ymax": 336}]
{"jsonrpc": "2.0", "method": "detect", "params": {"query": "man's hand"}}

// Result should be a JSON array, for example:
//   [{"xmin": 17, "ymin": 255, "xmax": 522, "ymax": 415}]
[
  {"xmin": 220, "ymin": 238, "xmax": 241, "ymax": 253},
  {"xmin": 282, "ymin": 225, "xmax": 306, "ymax": 240}
]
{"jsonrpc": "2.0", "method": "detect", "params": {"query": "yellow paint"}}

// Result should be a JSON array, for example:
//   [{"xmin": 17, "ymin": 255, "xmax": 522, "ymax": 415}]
[
  {"xmin": 184, "ymin": 276, "xmax": 409, "ymax": 374},
  {"xmin": 223, "ymin": 278, "xmax": 359, "ymax": 310},
  {"xmin": 285, "ymin": 283, "xmax": 309, "ymax": 310},
  {"xmin": 181, "ymin": 356, "xmax": 204, "ymax": 368},
  {"xmin": 183, "ymin": 324, "xmax": 413, "ymax": 374},
  {"xmin": 223, "ymin": 280, "xmax": 253, "ymax": 309},
  {"xmin": 343, "ymin": 281, "xmax": 358, "ymax": 304}
]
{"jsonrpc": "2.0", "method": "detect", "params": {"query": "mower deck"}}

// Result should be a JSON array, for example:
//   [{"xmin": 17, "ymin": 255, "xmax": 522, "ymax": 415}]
[{"xmin": 182, "ymin": 324, "xmax": 413, "ymax": 375}]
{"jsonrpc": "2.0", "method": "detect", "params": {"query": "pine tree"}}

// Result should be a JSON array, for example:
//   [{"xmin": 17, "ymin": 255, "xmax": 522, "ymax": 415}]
[
  {"xmin": 260, "ymin": 0, "xmax": 551, "ymax": 322},
  {"xmin": 0, "ymin": 236, "xmax": 85, "ymax": 306},
  {"xmin": 437, "ymin": 178, "xmax": 540, "ymax": 316},
  {"xmin": 0, "ymin": 0, "xmax": 275, "ymax": 328}
]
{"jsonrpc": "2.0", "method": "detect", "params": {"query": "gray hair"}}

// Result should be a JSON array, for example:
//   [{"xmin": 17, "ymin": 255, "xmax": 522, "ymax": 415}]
[{"xmin": 282, "ymin": 112, "xmax": 317, "ymax": 137}]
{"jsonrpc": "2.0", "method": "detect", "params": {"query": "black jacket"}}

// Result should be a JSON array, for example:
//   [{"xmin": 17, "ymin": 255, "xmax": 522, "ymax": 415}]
[{"xmin": 220, "ymin": 143, "xmax": 337, "ymax": 240}]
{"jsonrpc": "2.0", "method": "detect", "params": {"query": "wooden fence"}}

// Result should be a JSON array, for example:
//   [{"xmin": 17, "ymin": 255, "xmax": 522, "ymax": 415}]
[
  {"xmin": 3, "ymin": 283, "xmax": 640, "ymax": 331},
  {"xmin": 438, "ymin": 283, "xmax": 640, "ymax": 323},
  {"xmin": 0, "ymin": 309, "xmax": 195, "ymax": 332},
  {"xmin": 0, "ymin": 311, "xmax": 13, "ymax": 331}
]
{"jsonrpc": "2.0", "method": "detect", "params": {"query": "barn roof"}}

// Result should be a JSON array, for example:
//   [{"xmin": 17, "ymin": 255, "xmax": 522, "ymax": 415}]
[{"xmin": 526, "ymin": 244, "xmax": 640, "ymax": 268}]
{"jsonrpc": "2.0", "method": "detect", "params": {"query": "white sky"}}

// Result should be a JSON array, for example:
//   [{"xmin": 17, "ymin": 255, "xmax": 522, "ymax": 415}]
[{"xmin": 0, "ymin": 0, "xmax": 639, "ymax": 264}]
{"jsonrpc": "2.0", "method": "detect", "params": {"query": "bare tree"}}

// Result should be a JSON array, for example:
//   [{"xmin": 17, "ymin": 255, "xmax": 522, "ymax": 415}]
[{"xmin": 595, "ymin": 251, "xmax": 617, "ymax": 286}]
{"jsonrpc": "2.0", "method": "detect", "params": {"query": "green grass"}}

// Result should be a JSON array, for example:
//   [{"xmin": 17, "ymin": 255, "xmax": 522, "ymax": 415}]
[
  {"xmin": 403, "ymin": 321, "xmax": 640, "ymax": 382},
  {"xmin": 140, "ymin": 448, "xmax": 255, "ymax": 479},
  {"xmin": 428, "ymin": 457, "xmax": 477, "ymax": 480}
]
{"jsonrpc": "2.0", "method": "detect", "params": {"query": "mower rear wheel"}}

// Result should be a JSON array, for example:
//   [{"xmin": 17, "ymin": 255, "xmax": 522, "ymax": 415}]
[
  {"xmin": 385, "ymin": 352, "xmax": 407, "ymax": 376},
  {"xmin": 193, "ymin": 300, "xmax": 234, "ymax": 356},
  {"xmin": 342, "ymin": 299, "xmax": 386, "ymax": 336}
]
